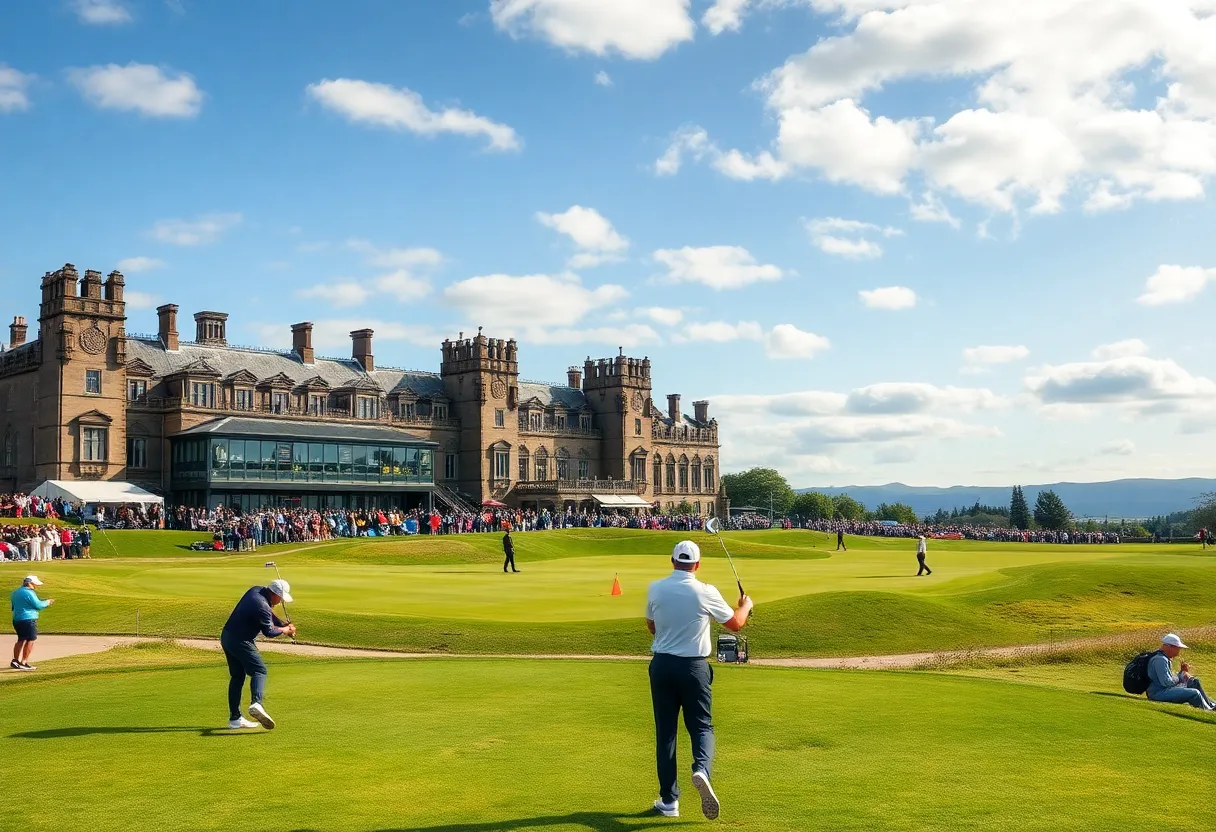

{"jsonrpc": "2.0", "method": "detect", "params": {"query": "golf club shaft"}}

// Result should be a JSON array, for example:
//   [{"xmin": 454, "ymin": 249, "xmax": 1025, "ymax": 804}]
[
  {"xmin": 714, "ymin": 533, "xmax": 752, "ymax": 619},
  {"xmin": 272, "ymin": 563, "xmax": 297, "ymax": 642}
]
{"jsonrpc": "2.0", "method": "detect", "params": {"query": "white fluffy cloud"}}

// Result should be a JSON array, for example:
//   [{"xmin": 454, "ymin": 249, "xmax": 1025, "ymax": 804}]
[
  {"xmin": 443, "ymin": 272, "xmax": 629, "ymax": 330},
  {"xmin": 1025, "ymin": 355, "xmax": 1216, "ymax": 410},
  {"xmin": 537, "ymin": 206, "xmax": 629, "ymax": 268},
  {"xmin": 845, "ymin": 382, "xmax": 1006, "ymax": 414},
  {"xmin": 805, "ymin": 217, "xmax": 902, "ymax": 259},
  {"xmin": 1137, "ymin": 265, "xmax": 1216, "ymax": 306},
  {"xmin": 702, "ymin": 0, "xmax": 754, "ymax": 34},
  {"xmin": 490, "ymin": 0, "xmax": 695, "ymax": 60},
  {"xmin": 594, "ymin": 71, "xmax": 613, "ymax": 87},
  {"xmin": 962, "ymin": 344, "xmax": 1030, "ymax": 372},
  {"xmin": 306, "ymin": 78, "xmax": 520, "ymax": 152},
  {"xmin": 1092, "ymin": 339, "xmax": 1148, "ymax": 360},
  {"xmin": 909, "ymin": 191, "xmax": 961, "ymax": 228},
  {"xmin": 1100, "ymin": 439, "xmax": 1136, "ymax": 456},
  {"xmin": 69, "ymin": 63, "xmax": 202, "ymax": 117},
  {"xmin": 859, "ymin": 286, "xmax": 917, "ymax": 310},
  {"xmin": 123, "ymin": 291, "xmax": 159, "ymax": 310},
  {"xmin": 115, "ymin": 256, "xmax": 165, "ymax": 274},
  {"xmin": 765, "ymin": 324, "xmax": 830, "ymax": 359},
  {"xmin": 673, "ymin": 321, "xmax": 764, "ymax": 343},
  {"xmin": 639, "ymin": 307, "xmax": 684, "ymax": 326},
  {"xmin": 654, "ymin": 245, "xmax": 785, "ymax": 290},
  {"xmin": 149, "ymin": 213, "xmax": 242, "ymax": 246},
  {"xmin": 73, "ymin": 0, "xmax": 132, "ymax": 24},
  {"xmin": 346, "ymin": 239, "xmax": 444, "ymax": 269},
  {"xmin": 296, "ymin": 282, "xmax": 370, "ymax": 309},
  {"xmin": 0, "ymin": 65, "xmax": 32, "ymax": 112},
  {"xmin": 666, "ymin": 0, "xmax": 1216, "ymax": 214}
]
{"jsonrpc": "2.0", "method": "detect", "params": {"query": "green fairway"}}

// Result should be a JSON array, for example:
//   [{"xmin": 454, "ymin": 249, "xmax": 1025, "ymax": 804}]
[
  {"xmin": 2, "ymin": 643, "xmax": 1213, "ymax": 832},
  {"xmin": 3, "ymin": 529, "xmax": 1215, "ymax": 656}
]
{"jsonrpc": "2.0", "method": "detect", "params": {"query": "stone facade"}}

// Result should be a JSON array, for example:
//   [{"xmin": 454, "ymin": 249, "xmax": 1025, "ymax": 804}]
[{"xmin": 0, "ymin": 264, "xmax": 726, "ymax": 515}]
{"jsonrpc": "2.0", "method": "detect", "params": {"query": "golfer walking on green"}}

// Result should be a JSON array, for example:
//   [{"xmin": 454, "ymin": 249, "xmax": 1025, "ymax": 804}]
[
  {"xmin": 646, "ymin": 540, "xmax": 753, "ymax": 820},
  {"xmin": 220, "ymin": 580, "xmax": 296, "ymax": 730},
  {"xmin": 11, "ymin": 576, "xmax": 53, "ymax": 671}
]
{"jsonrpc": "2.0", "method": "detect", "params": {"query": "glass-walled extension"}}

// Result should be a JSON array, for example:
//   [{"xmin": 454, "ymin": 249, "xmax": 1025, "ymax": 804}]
[{"xmin": 168, "ymin": 417, "xmax": 436, "ymax": 512}]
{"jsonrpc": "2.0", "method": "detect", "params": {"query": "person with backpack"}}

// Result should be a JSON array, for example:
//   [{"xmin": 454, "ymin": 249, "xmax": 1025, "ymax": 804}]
[{"xmin": 1141, "ymin": 634, "xmax": 1215, "ymax": 710}]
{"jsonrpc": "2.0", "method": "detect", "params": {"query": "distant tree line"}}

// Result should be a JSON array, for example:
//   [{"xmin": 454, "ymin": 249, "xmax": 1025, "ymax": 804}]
[{"xmin": 722, "ymin": 467, "xmax": 1154, "ymax": 536}]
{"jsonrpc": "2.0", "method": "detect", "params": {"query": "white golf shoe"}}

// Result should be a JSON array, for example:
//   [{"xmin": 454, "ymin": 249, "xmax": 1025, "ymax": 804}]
[
  {"xmin": 691, "ymin": 770, "xmax": 720, "ymax": 820},
  {"xmin": 248, "ymin": 702, "xmax": 276, "ymax": 730},
  {"xmin": 652, "ymin": 799, "xmax": 679, "ymax": 818},
  {"xmin": 228, "ymin": 717, "xmax": 260, "ymax": 729}
]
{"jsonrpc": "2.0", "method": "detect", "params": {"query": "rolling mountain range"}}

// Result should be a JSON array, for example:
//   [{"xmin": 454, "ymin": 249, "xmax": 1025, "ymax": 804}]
[{"xmin": 798, "ymin": 478, "xmax": 1216, "ymax": 519}]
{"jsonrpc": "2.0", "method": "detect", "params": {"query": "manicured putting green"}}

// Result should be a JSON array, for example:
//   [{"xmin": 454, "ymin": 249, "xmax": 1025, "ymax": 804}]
[{"xmin": 2, "ymin": 647, "xmax": 1214, "ymax": 831}]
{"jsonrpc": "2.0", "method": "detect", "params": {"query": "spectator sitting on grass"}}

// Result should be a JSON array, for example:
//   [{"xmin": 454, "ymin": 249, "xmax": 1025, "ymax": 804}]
[{"xmin": 1148, "ymin": 634, "xmax": 1216, "ymax": 711}]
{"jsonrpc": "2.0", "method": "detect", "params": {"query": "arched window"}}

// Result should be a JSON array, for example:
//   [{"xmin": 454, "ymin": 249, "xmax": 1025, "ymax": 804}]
[
  {"xmin": 704, "ymin": 457, "xmax": 715, "ymax": 491},
  {"xmin": 665, "ymin": 453, "xmax": 676, "ymax": 490},
  {"xmin": 518, "ymin": 448, "xmax": 530, "ymax": 482},
  {"xmin": 556, "ymin": 448, "xmax": 570, "ymax": 480},
  {"xmin": 678, "ymin": 454, "xmax": 689, "ymax": 491},
  {"xmin": 535, "ymin": 447, "xmax": 549, "ymax": 481},
  {"xmin": 653, "ymin": 455, "xmax": 662, "ymax": 490},
  {"xmin": 691, "ymin": 455, "xmax": 702, "ymax": 491}
]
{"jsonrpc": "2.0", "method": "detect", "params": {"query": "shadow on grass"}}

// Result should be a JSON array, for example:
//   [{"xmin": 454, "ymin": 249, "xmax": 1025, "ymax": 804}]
[
  {"xmin": 856, "ymin": 575, "xmax": 909, "ymax": 579},
  {"xmin": 292, "ymin": 812, "xmax": 689, "ymax": 832},
  {"xmin": 1092, "ymin": 692, "xmax": 1216, "ymax": 725},
  {"xmin": 9, "ymin": 726, "xmax": 267, "ymax": 739}
]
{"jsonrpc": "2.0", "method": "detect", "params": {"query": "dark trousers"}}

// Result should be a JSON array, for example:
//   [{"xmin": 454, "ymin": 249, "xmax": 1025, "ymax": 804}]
[
  {"xmin": 220, "ymin": 631, "xmax": 267, "ymax": 721},
  {"xmin": 836, "ymin": 536, "xmax": 846, "ymax": 551},
  {"xmin": 917, "ymin": 554, "xmax": 931, "ymax": 575},
  {"xmin": 503, "ymin": 550, "xmax": 516, "ymax": 571},
  {"xmin": 649, "ymin": 653, "xmax": 714, "ymax": 804}
]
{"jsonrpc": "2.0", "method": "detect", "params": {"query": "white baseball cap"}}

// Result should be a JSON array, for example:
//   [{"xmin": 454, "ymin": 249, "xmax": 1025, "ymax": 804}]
[
  {"xmin": 23, "ymin": 575, "xmax": 43, "ymax": 586},
  {"xmin": 672, "ymin": 540, "xmax": 701, "ymax": 564},
  {"xmin": 267, "ymin": 579, "xmax": 293, "ymax": 603},
  {"xmin": 1163, "ymin": 633, "xmax": 1188, "ymax": 648}
]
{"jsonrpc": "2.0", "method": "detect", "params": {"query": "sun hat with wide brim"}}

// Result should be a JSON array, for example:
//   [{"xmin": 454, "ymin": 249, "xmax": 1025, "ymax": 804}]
[{"xmin": 267, "ymin": 579, "xmax": 293, "ymax": 604}]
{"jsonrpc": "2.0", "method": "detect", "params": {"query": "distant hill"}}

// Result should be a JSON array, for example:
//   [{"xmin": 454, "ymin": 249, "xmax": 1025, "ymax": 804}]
[{"xmin": 797, "ymin": 478, "xmax": 1216, "ymax": 519}]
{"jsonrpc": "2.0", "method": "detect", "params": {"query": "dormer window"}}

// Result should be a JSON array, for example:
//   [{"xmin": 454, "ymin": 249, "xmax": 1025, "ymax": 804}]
[
  {"xmin": 235, "ymin": 389, "xmax": 254, "ymax": 411},
  {"xmin": 555, "ymin": 411, "xmax": 566, "ymax": 429},
  {"xmin": 434, "ymin": 403, "xmax": 448, "ymax": 420},
  {"xmin": 190, "ymin": 382, "xmax": 216, "ymax": 408},
  {"xmin": 580, "ymin": 413, "xmax": 592, "ymax": 430},
  {"xmin": 357, "ymin": 397, "xmax": 380, "ymax": 420},
  {"xmin": 401, "ymin": 401, "xmax": 416, "ymax": 420}
]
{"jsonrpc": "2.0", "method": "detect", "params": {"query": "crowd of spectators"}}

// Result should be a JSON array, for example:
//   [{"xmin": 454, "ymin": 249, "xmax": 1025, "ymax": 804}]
[
  {"xmin": 0, "ymin": 522, "xmax": 91, "ymax": 561},
  {"xmin": 0, "ymin": 492, "xmax": 163, "ymax": 529},
  {"xmin": 166, "ymin": 504, "xmax": 722, "ymax": 549},
  {"xmin": 801, "ymin": 519, "xmax": 1123, "ymax": 544}
]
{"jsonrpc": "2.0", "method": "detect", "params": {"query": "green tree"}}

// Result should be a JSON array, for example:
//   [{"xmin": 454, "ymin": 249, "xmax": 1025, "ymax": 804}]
[
  {"xmin": 673, "ymin": 499, "xmax": 695, "ymax": 516},
  {"xmin": 791, "ymin": 491, "xmax": 835, "ymax": 520},
  {"xmin": 832, "ymin": 493, "xmax": 867, "ymax": 521},
  {"xmin": 875, "ymin": 502, "xmax": 919, "ymax": 525},
  {"xmin": 1009, "ymin": 485, "xmax": 1030, "ymax": 530},
  {"xmin": 1193, "ymin": 493, "xmax": 1216, "ymax": 535},
  {"xmin": 721, "ymin": 467, "xmax": 795, "ymax": 516},
  {"xmin": 1033, "ymin": 489, "xmax": 1072, "ymax": 531}
]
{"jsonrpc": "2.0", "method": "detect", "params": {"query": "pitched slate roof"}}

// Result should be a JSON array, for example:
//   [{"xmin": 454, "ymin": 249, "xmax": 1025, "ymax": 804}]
[
  {"xmin": 518, "ymin": 381, "xmax": 587, "ymax": 409},
  {"xmin": 126, "ymin": 337, "xmax": 446, "ymax": 397}
]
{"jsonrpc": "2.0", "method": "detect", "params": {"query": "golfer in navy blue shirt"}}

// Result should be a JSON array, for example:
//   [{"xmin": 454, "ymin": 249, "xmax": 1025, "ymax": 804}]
[{"xmin": 220, "ymin": 579, "xmax": 295, "ymax": 730}]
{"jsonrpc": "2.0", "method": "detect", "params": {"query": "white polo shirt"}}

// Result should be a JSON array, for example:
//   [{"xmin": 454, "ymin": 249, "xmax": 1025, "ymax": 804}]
[{"xmin": 646, "ymin": 570, "xmax": 735, "ymax": 658}]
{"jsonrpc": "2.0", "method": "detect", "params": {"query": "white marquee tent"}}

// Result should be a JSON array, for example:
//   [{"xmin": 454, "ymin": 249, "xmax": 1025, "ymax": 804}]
[{"xmin": 31, "ymin": 480, "xmax": 164, "ymax": 506}]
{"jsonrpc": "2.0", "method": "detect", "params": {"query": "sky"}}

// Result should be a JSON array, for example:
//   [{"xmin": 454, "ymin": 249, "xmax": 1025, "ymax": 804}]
[{"xmin": 2, "ymin": 0, "xmax": 1216, "ymax": 489}]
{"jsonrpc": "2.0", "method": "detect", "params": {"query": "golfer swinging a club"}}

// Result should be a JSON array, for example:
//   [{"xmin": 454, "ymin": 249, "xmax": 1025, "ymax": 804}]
[
  {"xmin": 220, "ymin": 579, "xmax": 296, "ymax": 730},
  {"xmin": 646, "ymin": 540, "xmax": 753, "ymax": 820}
]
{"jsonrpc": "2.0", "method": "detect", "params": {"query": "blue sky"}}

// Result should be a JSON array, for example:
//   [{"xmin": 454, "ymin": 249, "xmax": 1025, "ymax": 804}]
[{"xmin": 3, "ymin": 0, "xmax": 1216, "ymax": 487}]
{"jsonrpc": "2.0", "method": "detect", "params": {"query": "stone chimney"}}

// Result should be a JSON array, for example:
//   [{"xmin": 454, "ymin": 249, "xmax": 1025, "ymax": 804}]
[
  {"xmin": 667, "ymin": 393, "xmax": 681, "ymax": 422},
  {"xmin": 567, "ymin": 366, "xmax": 582, "ymax": 389},
  {"xmin": 292, "ymin": 322, "xmax": 314, "ymax": 364},
  {"xmin": 9, "ymin": 316, "xmax": 28, "ymax": 349},
  {"xmin": 80, "ymin": 269, "xmax": 104, "ymax": 299},
  {"xmin": 351, "ymin": 328, "xmax": 374, "ymax": 372},
  {"xmin": 194, "ymin": 311, "xmax": 228, "ymax": 346},
  {"xmin": 157, "ymin": 304, "xmax": 179, "ymax": 351},
  {"xmin": 104, "ymin": 270, "xmax": 125, "ymax": 303},
  {"xmin": 693, "ymin": 400, "xmax": 709, "ymax": 424}
]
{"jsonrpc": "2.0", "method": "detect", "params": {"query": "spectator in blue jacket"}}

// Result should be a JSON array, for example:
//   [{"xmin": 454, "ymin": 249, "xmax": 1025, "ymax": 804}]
[
  {"xmin": 1147, "ymin": 633, "xmax": 1215, "ymax": 710},
  {"xmin": 10, "ymin": 575, "xmax": 53, "ymax": 671}
]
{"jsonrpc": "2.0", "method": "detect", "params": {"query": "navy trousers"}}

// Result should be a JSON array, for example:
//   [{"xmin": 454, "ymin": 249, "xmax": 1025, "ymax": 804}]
[
  {"xmin": 649, "ymin": 653, "xmax": 714, "ymax": 803},
  {"xmin": 221, "ymin": 631, "xmax": 267, "ymax": 721}
]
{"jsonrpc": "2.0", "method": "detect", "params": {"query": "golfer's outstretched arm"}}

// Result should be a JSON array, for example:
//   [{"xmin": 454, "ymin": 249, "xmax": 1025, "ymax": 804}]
[{"xmin": 721, "ymin": 596, "xmax": 753, "ymax": 632}]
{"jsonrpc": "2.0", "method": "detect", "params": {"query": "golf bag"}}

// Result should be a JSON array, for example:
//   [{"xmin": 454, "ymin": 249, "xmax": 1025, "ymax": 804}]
[
  {"xmin": 716, "ymin": 633, "xmax": 748, "ymax": 664},
  {"xmin": 1123, "ymin": 650, "xmax": 1162, "ymax": 695}
]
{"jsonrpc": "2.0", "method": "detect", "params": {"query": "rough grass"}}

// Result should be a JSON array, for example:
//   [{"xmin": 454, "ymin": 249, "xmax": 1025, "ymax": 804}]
[{"xmin": 2, "ymin": 645, "xmax": 1214, "ymax": 831}]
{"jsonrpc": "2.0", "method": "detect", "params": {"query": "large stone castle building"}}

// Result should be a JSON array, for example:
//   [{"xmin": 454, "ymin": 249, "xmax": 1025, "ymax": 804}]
[{"xmin": 0, "ymin": 263, "xmax": 725, "ymax": 516}]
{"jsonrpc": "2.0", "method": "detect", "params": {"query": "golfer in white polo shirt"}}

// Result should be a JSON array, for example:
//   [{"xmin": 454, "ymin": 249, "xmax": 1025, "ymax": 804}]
[{"xmin": 646, "ymin": 540, "xmax": 753, "ymax": 821}]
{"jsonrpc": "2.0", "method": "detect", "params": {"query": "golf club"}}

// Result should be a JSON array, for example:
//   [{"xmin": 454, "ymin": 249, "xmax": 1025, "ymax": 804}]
[
  {"xmin": 264, "ymin": 561, "xmax": 297, "ymax": 643},
  {"xmin": 705, "ymin": 517, "xmax": 750, "ymax": 618}
]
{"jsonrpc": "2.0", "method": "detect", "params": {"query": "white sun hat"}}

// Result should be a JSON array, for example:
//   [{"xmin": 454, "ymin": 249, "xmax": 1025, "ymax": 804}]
[
  {"xmin": 1162, "ymin": 633, "xmax": 1188, "ymax": 649},
  {"xmin": 267, "ymin": 579, "xmax": 293, "ymax": 603},
  {"xmin": 23, "ymin": 575, "xmax": 43, "ymax": 586}
]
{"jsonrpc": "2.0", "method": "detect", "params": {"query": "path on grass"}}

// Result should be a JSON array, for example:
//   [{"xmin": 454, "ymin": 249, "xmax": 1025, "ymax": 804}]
[{"xmin": 12, "ymin": 630, "xmax": 1166, "ymax": 671}]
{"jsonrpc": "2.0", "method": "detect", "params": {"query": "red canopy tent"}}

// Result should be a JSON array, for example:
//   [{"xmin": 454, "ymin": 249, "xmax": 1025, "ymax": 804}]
[{"xmin": 482, "ymin": 499, "xmax": 507, "ymax": 508}]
